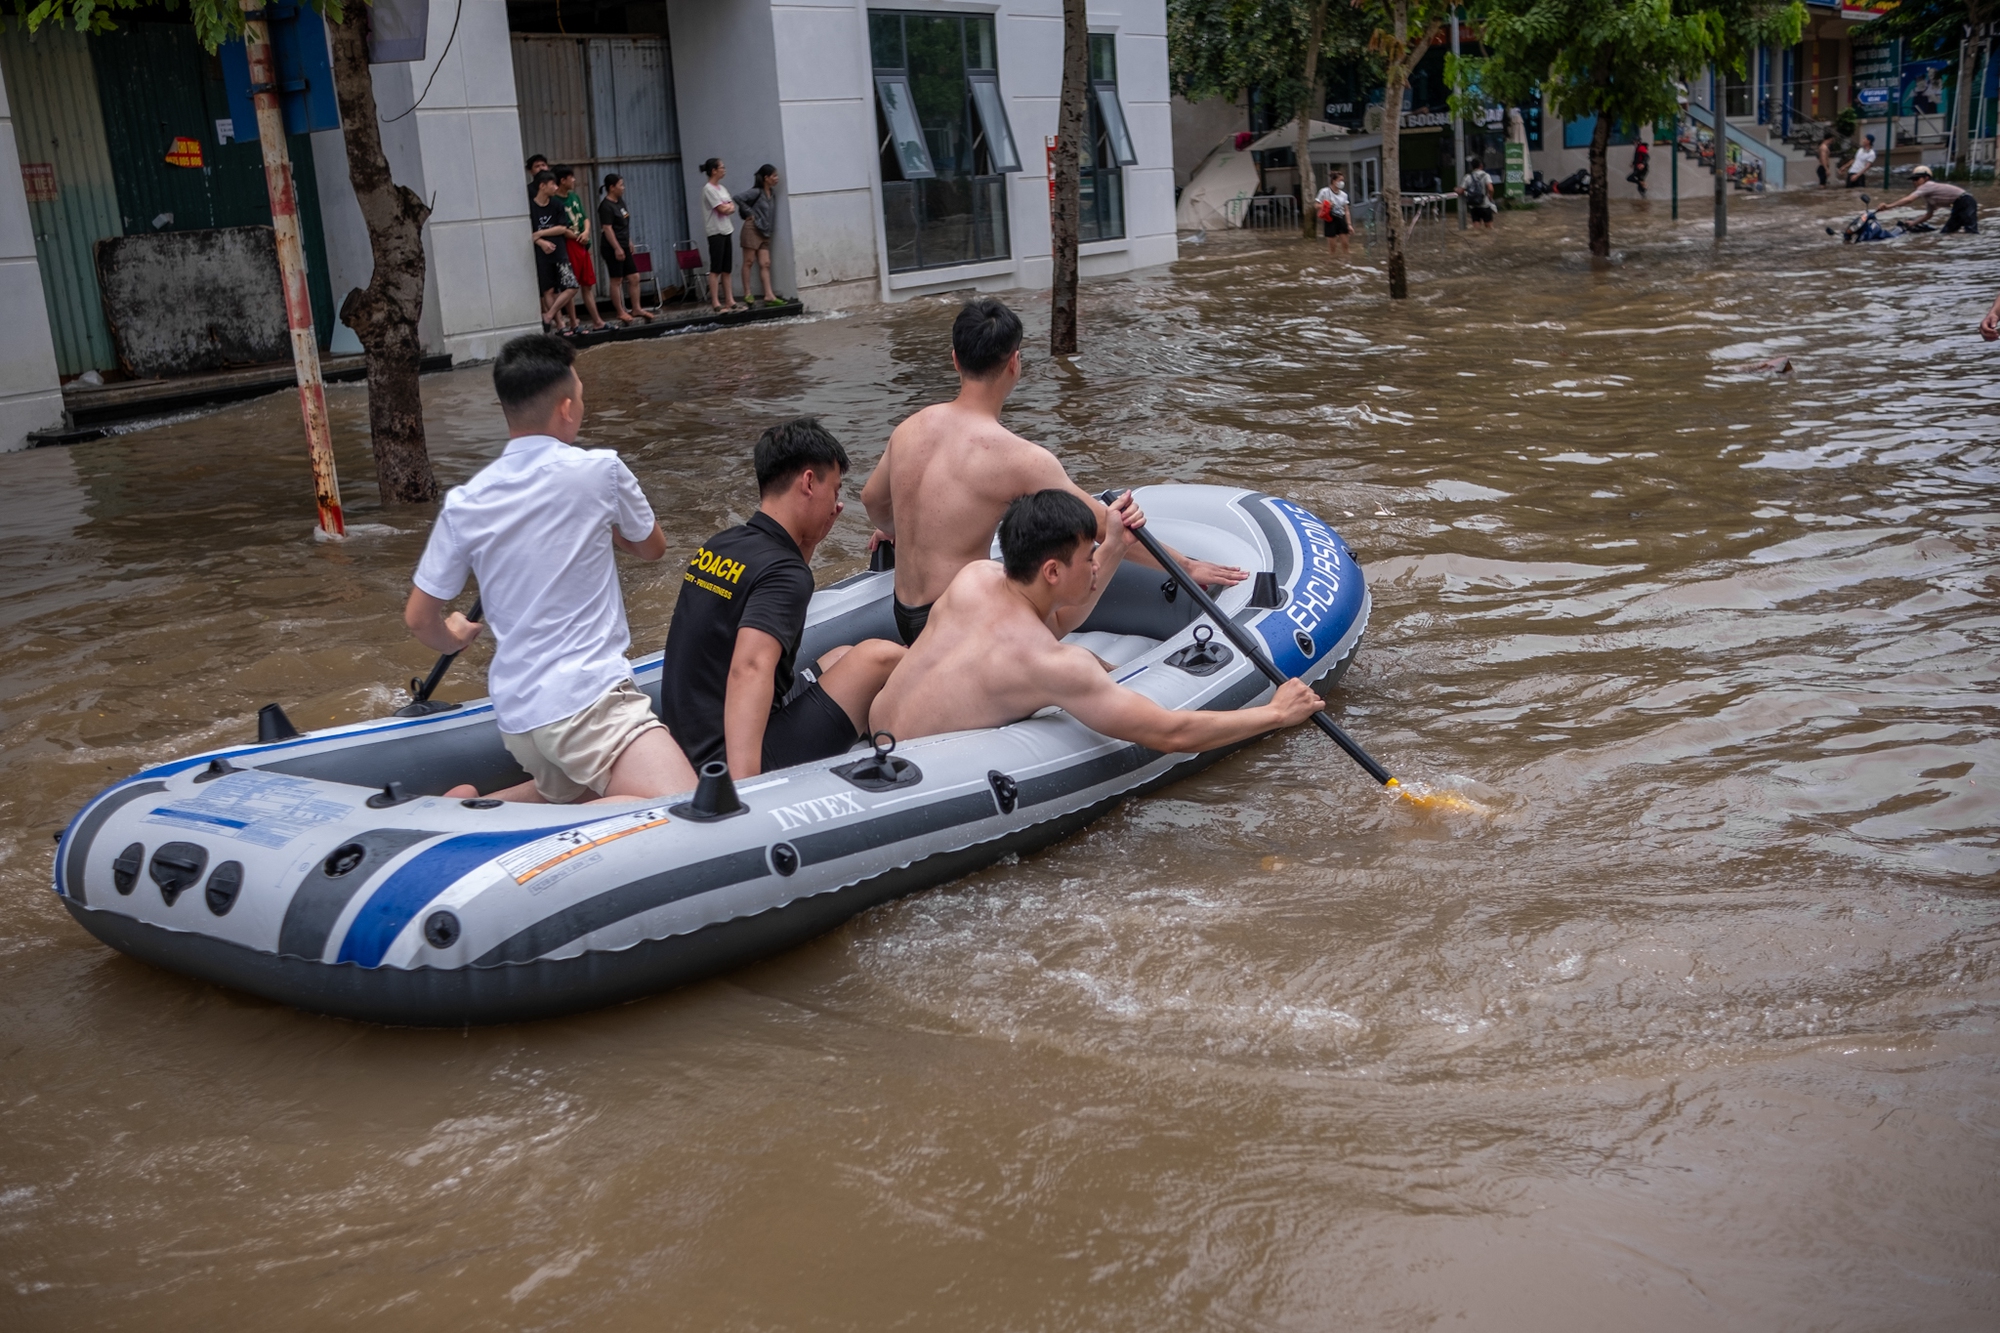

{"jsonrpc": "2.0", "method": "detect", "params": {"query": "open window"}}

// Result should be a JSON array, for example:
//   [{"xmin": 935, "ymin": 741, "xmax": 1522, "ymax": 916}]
[
  {"xmin": 967, "ymin": 72, "xmax": 1022, "ymax": 174},
  {"xmin": 874, "ymin": 74, "xmax": 935, "ymax": 180},
  {"xmin": 1092, "ymin": 83, "xmax": 1137, "ymax": 166}
]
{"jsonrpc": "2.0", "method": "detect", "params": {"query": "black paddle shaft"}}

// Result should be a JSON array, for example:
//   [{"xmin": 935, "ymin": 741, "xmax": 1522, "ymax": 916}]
[
  {"xmin": 1109, "ymin": 495, "xmax": 1395, "ymax": 787},
  {"xmin": 411, "ymin": 597, "xmax": 483, "ymax": 704}
]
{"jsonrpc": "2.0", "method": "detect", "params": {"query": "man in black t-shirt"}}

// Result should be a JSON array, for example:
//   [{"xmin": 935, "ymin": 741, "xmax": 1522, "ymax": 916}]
[
  {"xmin": 659, "ymin": 419, "xmax": 905, "ymax": 776},
  {"xmin": 529, "ymin": 169, "xmax": 577, "ymax": 332}
]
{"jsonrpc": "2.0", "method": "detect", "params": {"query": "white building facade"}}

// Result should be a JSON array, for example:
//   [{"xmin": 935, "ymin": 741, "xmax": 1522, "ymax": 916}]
[{"xmin": 0, "ymin": 0, "xmax": 1176, "ymax": 451}]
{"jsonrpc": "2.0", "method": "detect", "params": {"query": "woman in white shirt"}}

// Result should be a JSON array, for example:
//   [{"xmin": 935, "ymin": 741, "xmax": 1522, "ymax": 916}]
[
  {"xmin": 1314, "ymin": 171, "xmax": 1352, "ymax": 258},
  {"xmin": 699, "ymin": 157, "xmax": 739, "ymax": 311}
]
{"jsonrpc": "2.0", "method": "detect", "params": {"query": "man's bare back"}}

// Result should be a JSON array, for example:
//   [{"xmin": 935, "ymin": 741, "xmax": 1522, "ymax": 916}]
[
  {"xmin": 861, "ymin": 298, "xmax": 1244, "ymax": 643},
  {"xmin": 864, "ymin": 400, "xmax": 1084, "ymax": 609},
  {"xmin": 871, "ymin": 490, "xmax": 1321, "ymax": 753}
]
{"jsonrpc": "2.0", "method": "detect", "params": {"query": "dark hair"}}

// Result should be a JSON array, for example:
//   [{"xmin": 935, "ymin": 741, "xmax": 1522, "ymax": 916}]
[
  {"xmin": 531, "ymin": 169, "xmax": 557, "ymax": 189},
  {"xmin": 999, "ymin": 490, "xmax": 1096, "ymax": 582},
  {"xmin": 754, "ymin": 417, "xmax": 850, "ymax": 496},
  {"xmin": 526, "ymin": 153, "xmax": 548, "ymax": 171},
  {"xmin": 553, "ymin": 164, "xmax": 576, "ymax": 184},
  {"xmin": 754, "ymin": 163, "xmax": 778, "ymax": 188},
  {"xmin": 493, "ymin": 333, "xmax": 577, "ymax": 416},
  {"xmin": 700, "ymin": 157, "xmax": 722, "ymax": 176},
  {"xmin": 602, "ymin": 172, "xmax": 622, "ymax": 193},
  {"xmin": 952, "ymin": 297, "xmax": 1024, "ymax": 378}
]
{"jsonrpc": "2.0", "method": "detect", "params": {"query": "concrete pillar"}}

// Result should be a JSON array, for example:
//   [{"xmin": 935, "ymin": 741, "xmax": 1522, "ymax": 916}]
[{"xmin": 0, "ymin": 56, "xmax": 68, "ymax": 451}]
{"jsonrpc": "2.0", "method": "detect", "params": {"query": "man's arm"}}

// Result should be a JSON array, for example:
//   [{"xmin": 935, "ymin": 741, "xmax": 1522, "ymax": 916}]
[
  {"xmin": 860, "ymin": 436, "xmax": 895, "ymax": 545},
  {"xmin": 404, "ymin": 587, "xmax": 484, "ymax": 655},
  {"xmin": 1979, "ymin": 289, "xmax": 2000, "ymax": 341},
  {"xmin": 612, "ymin": 521, "xmax": 667, "ymax": 561},
  {"xmin": 1049, "ymin": 651, "xmax": 1325, "ymax": 753},
  {"xmin": 722, "ymin": 629, "xmax": 782, "ymax": 778}
]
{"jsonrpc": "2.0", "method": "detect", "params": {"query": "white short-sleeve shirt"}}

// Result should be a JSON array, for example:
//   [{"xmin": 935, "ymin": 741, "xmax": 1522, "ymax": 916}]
[
  {"xmin": 702, "ymin": 181, "xmax": 735, "ymax": 236},
  {"xmin": 413, "ymin": 434, "xmax": 656, "ymax": 734}
]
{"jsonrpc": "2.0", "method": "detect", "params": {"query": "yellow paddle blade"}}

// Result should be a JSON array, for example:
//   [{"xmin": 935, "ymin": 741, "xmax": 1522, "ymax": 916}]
[{"xmin": 1384, "ymin": 777, "xmax": 1492, "ymax": 816}]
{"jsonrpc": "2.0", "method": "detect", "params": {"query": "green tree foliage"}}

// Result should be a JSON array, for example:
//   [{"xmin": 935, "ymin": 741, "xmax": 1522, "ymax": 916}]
[
  {"xmin": 1462, "ymin": 0, "xmax": 1802, "ymax": 255},
  {"xmin": 5, "ymin": 0, "xmax": 344, "ymax": 48},
  {"xmin": 1871, "ymin": 0, "xmax": 1999, "ymax": 59},
  {"xmin": 1169, "ymin": 0, "xmax": 1375, "ymax": 113}
]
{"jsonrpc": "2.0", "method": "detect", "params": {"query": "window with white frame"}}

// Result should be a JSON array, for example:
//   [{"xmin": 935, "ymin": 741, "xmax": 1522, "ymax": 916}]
[{"xmin": 1082, "ymin": 33, "xmax": 1137, "ymax": 242}]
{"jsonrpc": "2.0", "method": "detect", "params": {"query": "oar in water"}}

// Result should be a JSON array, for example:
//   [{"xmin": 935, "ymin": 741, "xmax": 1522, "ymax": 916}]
[
  {"xmin": 1108, "ymin": 493, "xmax": 1483, "ymax": 814},
  {"xmin": 395, "ymin": 597, "xmax": 483, "ymax": 718}
]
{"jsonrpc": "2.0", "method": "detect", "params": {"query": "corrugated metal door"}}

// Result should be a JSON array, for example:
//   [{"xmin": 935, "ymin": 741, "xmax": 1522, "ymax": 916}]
[
  {"xmin": 588, "ymin": 36, "xmax": 687, "ymax": 260},
  {"xmin": 512, "ymin": 32, "xmax": 686, "ymax": 285},
  {"xmin": 91, "ymin": 21, "xmax": 336, "ymax": 348},
  {"xmin": 0, "ymin": 26, "xmax": 123, "ymax": 375}
]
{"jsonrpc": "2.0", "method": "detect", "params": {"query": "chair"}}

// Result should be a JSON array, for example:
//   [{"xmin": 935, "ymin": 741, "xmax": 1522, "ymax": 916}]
[{"xmin": 673, "ymin": 242, "xmax": 704, "ymax": 305}]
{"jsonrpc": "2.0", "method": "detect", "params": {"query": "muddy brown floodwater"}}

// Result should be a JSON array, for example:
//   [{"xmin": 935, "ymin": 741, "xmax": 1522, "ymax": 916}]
[{"xmin": 3, "ymin": 193, "xmax": 1998, "ymax": 1330}]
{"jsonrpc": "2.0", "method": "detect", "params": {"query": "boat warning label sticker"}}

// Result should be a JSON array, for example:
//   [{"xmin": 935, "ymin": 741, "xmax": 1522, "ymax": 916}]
[
  {"xmin": 144, "ymin": 771, "xmax": 349, "ymax": 849},
  {"xmin": 498, "ymin": 806, "xmax": 673, "ymax": 892}
]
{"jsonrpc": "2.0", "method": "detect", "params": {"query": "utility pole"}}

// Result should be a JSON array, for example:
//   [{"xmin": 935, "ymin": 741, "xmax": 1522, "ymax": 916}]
[
  {"xmin": 1712, "ymin": 64, "xmax": 1727, "ymax": 240},
  {"xmin": 1450, "ymin": 8, "xmax": 1467, "ymax": 230},
  {"xmin": 1886, "ymin": 35, "xmax": 1901, "ymax": 190},
  {"xmin": 240, "ymin": 0, "xmax": 344, "ymax": 539}
]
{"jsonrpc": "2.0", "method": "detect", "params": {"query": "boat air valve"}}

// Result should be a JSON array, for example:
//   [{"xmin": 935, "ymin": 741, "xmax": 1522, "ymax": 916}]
[
  {"xmin": 424, "ymin": 910, "xmax": 461, "ymax": 948},
  {"xmin": 770, "ymin": 842, "xmax": 799, "ymax": 876},
  {"xmin": 1165, "ymin": 624, "xmax": 1234, "ymax": 677},
  {"xmin": 149, "ymin": 842, "xmax": 209, "ymax": 905},
  {"xmin": 366, "ymin": 781, "xmax": 416, "ymax": 809},
  {"xmin": 323, "ymin": 843, "xmax": 367, "ymax": 877},
  {"xmin": 112, "ymin": 842, "xmax": 145, "ymax": 894},
  {"xmin": 1249, "ymin": 571, "xmax": 1284, "ymax": 608},
  {"xmin": 258, "ymin": 704, "xmax": 301, "ymax": 742},
  {"xmin": 988, "ymin": 770, "xmax": 1018, "ymax": 815},
  {"xmin": 672, "ymin": 761, "xmax": 747, "ymax": 822},
  {"xmin": 834, "ymin": 732, "xmax": 923, "ymax": 792},
  {"xmin": 204, "ymin": 861, "xmax": 243, "ymax": 916}
]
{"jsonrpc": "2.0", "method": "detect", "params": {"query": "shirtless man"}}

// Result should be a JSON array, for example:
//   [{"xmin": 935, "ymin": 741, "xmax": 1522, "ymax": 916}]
[
  {"xmin": 870, "ymin": 489, "xmax": 1323, "ymax": 751},
  {"xmin": 860, "ymin": 297, "xmax": 1245, "ymax": 645}
]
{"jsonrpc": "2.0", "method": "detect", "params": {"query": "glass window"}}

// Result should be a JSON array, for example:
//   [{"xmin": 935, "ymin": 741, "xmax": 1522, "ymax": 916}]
[
  {"xmin": 968, "ymin": 74, "xmax": 1022, "ymax": 174},
  {"xmin": 1080, "ymin": 32, "xmax": 1129, "ymax": 241},
  {"xmin": 871, "ymin": 10, "xmax": 1013, "ymax": 273},
  {"xmin": 875, "ymin": 75, "xmax": 935, "ymax": 179}
]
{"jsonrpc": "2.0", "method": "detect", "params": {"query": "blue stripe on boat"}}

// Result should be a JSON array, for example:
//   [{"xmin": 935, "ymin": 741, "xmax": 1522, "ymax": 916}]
[{"xmin": 337, "ymin": 826, "xmax": 573, "ymax": 967}]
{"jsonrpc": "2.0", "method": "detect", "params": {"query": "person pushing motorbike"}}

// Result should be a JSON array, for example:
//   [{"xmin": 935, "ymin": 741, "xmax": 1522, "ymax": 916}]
[{"xmin": 1876, "ymin": 166, "xmax": 1979, "ymax": 234}]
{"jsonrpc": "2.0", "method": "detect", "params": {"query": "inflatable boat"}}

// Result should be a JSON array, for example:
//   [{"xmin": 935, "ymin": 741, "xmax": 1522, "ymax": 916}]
[{"xmin": 55, "ymin": 485, "xmax": 1369, "ymax": 1025}]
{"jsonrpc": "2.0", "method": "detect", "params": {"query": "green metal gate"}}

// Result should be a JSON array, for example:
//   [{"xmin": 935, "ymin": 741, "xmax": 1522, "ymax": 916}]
[{"xmin": 91, "ymin": 20, "xmax": 336, "ymax": 349}]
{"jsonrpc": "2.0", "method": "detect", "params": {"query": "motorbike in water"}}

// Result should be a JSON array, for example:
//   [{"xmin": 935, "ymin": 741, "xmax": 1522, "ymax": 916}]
[{"xmin": 1827, "ymin": 193, "xmax": 1936, "ymax": 243}]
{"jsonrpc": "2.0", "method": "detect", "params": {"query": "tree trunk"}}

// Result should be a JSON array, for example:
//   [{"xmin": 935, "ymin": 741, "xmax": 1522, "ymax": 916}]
[
  {"xmin": 1587, "ymin": 98, "xmax": 1612, "ymax": 256},
  {"xmin": 327, "ymin": 12, "xmax": 439, "ymax": 504},
  {"xmin": 1381, "ymin": 4, "xmax": 1411, "ymax": 300},
  {"xmin": 1050, "ymin": 0, "xmax": 1089, "ymax": 357},
  {"xmin": 1298, "ymin": 0, "xmax": 1330, "ymax": 240},
  {"xmin": 1950, "ymin": 27, "xmax": 1973, "ymax": 176}
]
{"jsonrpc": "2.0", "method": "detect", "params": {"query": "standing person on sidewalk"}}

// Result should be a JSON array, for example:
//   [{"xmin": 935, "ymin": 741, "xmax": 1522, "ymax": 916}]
[
  {"xmin": 1816, "ymin": 134, "xmax": 1833, "ymax": 187},
  {"xmin": 700, "ymin": 157, "xmax": 740, "ymax": 312},
  {"xmin": 529, "ymin": 169, "xmax": 578, "ymax": 333},
  {"xmin": 525, "ymin": 153, "xmax": 549, "ymax": 199},
  {"xmin": 1314, "ymin": 170, "xmax": 1351, "ymax": 257},
  {"xmin": 597, "ymin": 174, "xmax": 654, "ymax": 325},
  {"xmin": 555, "ymin": 165, "xmax": 607, "ymax": 332},
  {"xmin": 734, "ymin": 164, "xmax": 784, "ymax": 306}
]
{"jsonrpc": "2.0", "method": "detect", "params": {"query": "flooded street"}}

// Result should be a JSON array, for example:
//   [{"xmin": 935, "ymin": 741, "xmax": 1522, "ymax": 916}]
[{"xmin": 3, "ymin": 192, "xmax": 1997, "ymax": 1328}]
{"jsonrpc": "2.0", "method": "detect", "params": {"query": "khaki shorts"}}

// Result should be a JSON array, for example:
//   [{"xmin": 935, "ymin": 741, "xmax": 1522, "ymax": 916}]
[
  {"xmin": 501, "ymin": 679, "xmax": 666, "ymax": 803},
  {"xmin": 741, "ymin": 223, "xmax": 769, "ymax": 253}
]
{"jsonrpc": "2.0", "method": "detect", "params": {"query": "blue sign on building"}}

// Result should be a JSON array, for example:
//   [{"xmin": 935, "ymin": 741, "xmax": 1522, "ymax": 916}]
[
  {"xmin": 219, "ymin": 3, "xmax": 342, "ymax": 141},
  {"xmin": 1855, "ymin": 86, "xmax": 1892, "ymax": 110}
]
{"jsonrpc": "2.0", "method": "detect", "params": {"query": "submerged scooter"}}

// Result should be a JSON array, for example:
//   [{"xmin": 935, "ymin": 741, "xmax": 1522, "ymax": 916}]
[{"xmin": 1827, "ymin": 193, "xmax": 1936, "ymax": 243}]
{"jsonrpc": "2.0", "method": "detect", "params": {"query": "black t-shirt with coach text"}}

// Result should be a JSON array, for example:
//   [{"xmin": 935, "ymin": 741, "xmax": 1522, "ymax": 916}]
[{"xmin": 658, "ymin": 512, "xmax": 815, "ymax": 768}]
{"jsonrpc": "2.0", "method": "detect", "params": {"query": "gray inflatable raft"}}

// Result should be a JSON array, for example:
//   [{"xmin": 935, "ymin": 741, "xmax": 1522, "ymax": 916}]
[{"xmin": 55, "ymin": 485, "xmax": 1369, "ymax": 1025}]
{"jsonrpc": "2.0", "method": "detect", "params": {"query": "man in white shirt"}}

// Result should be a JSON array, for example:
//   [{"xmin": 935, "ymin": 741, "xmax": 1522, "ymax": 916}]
[
  {"xmin": 404, "ymin": 334, "xmax": 698, "ymax": 803},
  {"xmin": 699, "ymin": 156, "xmax": 739, "ymax": 312},
  {"xmin": 1457, "ymin": 163, "xmax": 1496, "ymax": 229},
  {"xmin": 1314, "ymin": 171, "xmax": 1351, "ymax": 257},
  {"xmin": 1844, "ymin": 134, "xmax": 1877, "ymax": 188}
]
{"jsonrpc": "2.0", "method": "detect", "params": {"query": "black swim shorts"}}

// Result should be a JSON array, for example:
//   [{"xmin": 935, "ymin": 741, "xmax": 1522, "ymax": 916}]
[
  {"xmin": 893, "ymin": 597, "xmax": 932, "ymax": 646},
  {"xmin": 708, "ymin": 232, "xmax": 734, "ymax": 275},
  {"xmin": 761, "ymin": 674, "xmax": 858, "ymax": 772}
]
